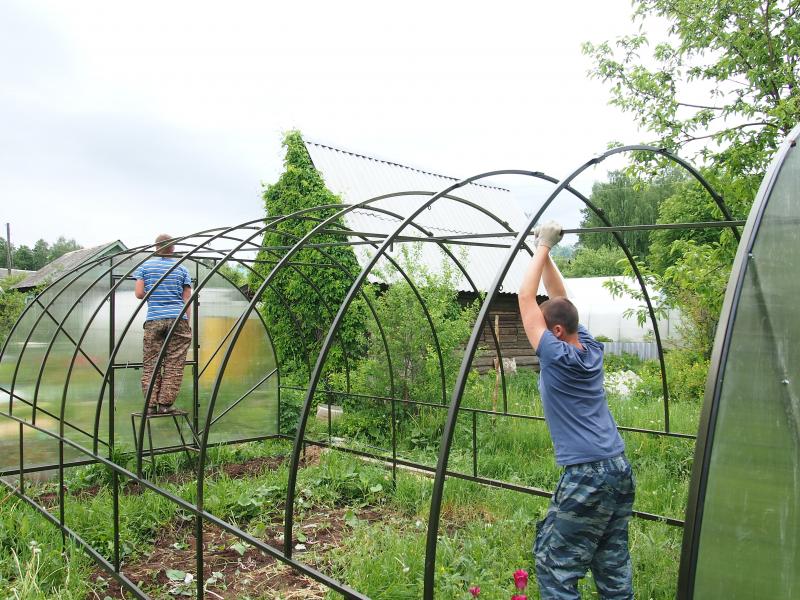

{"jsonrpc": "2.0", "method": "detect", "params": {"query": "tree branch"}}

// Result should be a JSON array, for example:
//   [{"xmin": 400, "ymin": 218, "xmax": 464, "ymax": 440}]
[{"xmin": 680, "ymin": 121, "xmax": 778, "ymax": 143}]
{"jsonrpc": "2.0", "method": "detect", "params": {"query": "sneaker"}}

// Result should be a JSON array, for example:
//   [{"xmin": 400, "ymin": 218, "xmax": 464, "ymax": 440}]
[{"xmin": 156, "ymin": 404, "xmax": 176, "ymax": 415}]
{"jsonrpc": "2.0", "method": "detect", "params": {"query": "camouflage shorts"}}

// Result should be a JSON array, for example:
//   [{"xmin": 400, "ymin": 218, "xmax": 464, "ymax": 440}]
[
  {"xmin": 534, "ymin": 454, "xmax": 635, "ymax": 600},
  {"xmin": 142, "ymin": 318, "xmax": 192, "ymax": 407}
]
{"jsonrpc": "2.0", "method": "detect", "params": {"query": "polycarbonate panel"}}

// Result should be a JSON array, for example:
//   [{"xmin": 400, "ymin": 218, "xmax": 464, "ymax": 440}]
[
  {"xmin": 196, "ymin": 270, "xmax": 278, "ymax": 444},
  {"xmin": 0, "ymin": 263, "xmax": 111, "ymax": 469},
  {"xmin": 691, "ymin": 136, "xmax": 800, "ymax": 597},
  {"xmin": 0, "ymin": 252, "xmax": 278, "ymax": 471}
]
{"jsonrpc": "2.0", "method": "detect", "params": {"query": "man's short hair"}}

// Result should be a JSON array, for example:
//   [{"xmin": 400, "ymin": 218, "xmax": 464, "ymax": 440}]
[
  {"xmin": 155, "ymin": 234, "xmax": 175, "ymax": 256},
  {"xmin": 540, "ymin": 297, "xmax": 579, "ymax": 334}
]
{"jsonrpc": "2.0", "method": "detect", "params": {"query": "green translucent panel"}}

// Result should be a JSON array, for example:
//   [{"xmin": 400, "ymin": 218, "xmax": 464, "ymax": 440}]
[
  {"xmin": 693, "ymin": 145, "xmax": 800, "ymax": 597},
  {"xmin": 196, "ymin": 271, "xmax": 278, "ymax": 444},
  {"xmin": 0, "ymin": 255, "xmax": 278, "ymax": 470},
  {"xmin": 0, "ymin": 264, "xmax": 110, "ymax": 469}
]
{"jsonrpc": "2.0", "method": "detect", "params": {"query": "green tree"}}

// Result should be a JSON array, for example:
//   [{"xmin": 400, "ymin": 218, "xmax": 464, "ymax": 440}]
[
  {"xmin": 0, "ymin": 238, "xmax": 8, "ymax": 269},
  {"xmin": 12, "ymin": 245, "xmax": 34, "ymax": 270},
  {"xmin": 648, "ymin": 173, "xmax": 757, "ymax": 273},
  {"xmin": 0, "ymin": 274, "xmax": 27, "ymax": 343},
  {"xmin": 585, "ymin": 0, "xmax": 800, "ymax": 356},
  {"xmin": 252, "ymin": 130, "xmax": 367, "ymax": 378},
  {"xmin": 584, "ymin": 0, "xmax": 800, "ymax": 178},
  {"xmin": 579, "ymin": 169, "xmax": 684, "ymax": 258},
  {"xmin": 333, "ymin": 245, "xmax": 479, "ymax": 444},
  {"xmin": 47, "ymin": 237, "xmax": 81, "ymax": 263},
  {"xmin": 31, "ymin": 240, "xmax": 50, "ymax": 270},
  {"xmin": 559, "ymin": 245, "xmax": 628, "ymax": 277},
  {"xmin": 0, "ymin": 236, "xmax": 82, "ymax": 270}
]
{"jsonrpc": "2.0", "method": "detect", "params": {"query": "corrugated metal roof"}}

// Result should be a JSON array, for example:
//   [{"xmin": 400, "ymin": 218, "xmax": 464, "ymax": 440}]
[
  {"xmin": 14, "ymin": 241, "xmax": 128, "ymax": 290},
  {"xmin": 303, "ymin": 139, "xmax": 531, "ymax": 293}
]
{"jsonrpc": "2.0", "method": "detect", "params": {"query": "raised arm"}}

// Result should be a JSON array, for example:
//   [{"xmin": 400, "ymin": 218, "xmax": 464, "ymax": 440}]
[
  {"xmin": 542, "ymin": 254, "xmax": 567, "ymax": 298},
  {"xmin": 519, "ymin": 221, "xmax": 563, "ymax": 350},
  {"xmin": 518, "ymin": 246, "xmax": 550, "ymax": 351}
]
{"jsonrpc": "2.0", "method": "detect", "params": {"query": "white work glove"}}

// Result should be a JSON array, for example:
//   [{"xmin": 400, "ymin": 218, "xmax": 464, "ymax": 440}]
[{"xmin": 533, "ymin": 220, "xmax": 563, "ymax": 249}]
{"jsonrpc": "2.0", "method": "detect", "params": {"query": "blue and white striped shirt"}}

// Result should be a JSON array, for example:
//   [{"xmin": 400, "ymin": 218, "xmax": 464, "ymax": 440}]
[{"xmin": 133, "ymin": 257, "xmax": 192, "ymax": 321}]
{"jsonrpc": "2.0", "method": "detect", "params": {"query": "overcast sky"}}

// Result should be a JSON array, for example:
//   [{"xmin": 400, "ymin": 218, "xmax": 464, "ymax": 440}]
[{"xmin": 1, "ymin": 1, "xmax": 650, "ymax": 250}]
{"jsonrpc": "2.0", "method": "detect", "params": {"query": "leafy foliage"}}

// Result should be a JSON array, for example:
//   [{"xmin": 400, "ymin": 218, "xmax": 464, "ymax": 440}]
[
  {"xmin": 332, "ymin": 245, "xmax": 479, "ymax": 443},
  {"xmin": 0, "ymin": 236, "xmax": 82, "ymax": 271},
  {"xmin": 579, "ymin": 169, "xmax": 684, "ymax": 257},
  {"xmin": 647, "ymin": 173, "xmax": 757, "ymax": 271},
  {"xmin": 251, "ymin": 130, "xmax": 367, "ymax": 377},
  {"xmin": 584, "ymin": 1, "xmax": 797, "ymax": 354},
  {"xmin": 558, "ymin": 245, "xmax": 627, "ymax": 277},
  {"xmin": 584, "ymin": 0, "xmax": 800, "ymax": 178},
  {"xmin": 0, "ymin": 274, "xmax": 27, "ymax": 344}
]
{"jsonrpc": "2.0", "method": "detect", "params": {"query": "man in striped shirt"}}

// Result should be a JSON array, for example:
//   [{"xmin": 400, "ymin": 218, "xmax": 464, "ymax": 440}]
[{"xmin": 134, "ymin": 234, "xmax": 193, "ymax": 414}]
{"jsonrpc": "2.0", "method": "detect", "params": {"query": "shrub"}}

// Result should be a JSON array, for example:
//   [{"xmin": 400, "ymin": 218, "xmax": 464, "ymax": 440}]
[
  {"xmin": 633, "ymin": 349, "xmax": 709, "ymax": 403},
  {"xmin": 604, "ymin": 351, "xmax": 643, "ymax": 373}
]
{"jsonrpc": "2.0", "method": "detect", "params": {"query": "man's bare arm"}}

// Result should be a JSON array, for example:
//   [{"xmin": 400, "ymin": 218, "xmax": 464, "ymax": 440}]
[
  {"xmin": 134, "ymin": 279, "xmax": 145, "ymax": 299},
  {"xmin": 518, "ymin": 246, "xmax": 550, "ymax": 351},
  {"xmin": 542, "ymin": 254, "xmax": 567, "ymax": 298}
]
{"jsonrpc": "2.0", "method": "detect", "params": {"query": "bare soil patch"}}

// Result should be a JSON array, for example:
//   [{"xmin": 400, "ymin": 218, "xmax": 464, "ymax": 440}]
[{"xmin": 87, "ymin": 505, "xmax": 386, "ymax": 600}]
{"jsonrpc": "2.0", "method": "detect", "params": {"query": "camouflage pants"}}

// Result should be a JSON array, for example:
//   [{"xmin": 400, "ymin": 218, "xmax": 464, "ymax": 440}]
[
  {"xmin": 534, "ymin": 454, "xmax": 635, "ymax": 600},
  {"xmin": 142, "ymin": 318, "xmax": 192, "ymax": 407}
]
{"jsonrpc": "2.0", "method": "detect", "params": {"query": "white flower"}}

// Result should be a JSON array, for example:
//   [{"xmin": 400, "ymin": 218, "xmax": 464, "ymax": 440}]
[{"xmin": 605, "ymin": 370, "xmax": 642, "ymax": 399}]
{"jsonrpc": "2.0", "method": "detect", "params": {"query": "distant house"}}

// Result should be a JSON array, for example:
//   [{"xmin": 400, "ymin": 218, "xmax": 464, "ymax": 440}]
[
  {"xmin": 14, "ymin": 241, "xmax": 128, "ymax": 292},
  {"xmin": 302, "ymin": 140, "xmax": 679, "ymax": 368}
]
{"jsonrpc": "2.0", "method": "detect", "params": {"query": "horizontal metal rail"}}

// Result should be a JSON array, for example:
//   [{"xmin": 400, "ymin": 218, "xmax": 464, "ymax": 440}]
[
  {"xmin": 0, "ymin": 433, "xmax": 285, "ymax": 477},
  {"xmin": 252, "ymin": 220, "xmax": 745, "ymax": 252},
  {"xmin": 0, "ymin": 385, "xmax": 110, "ymax": 447},
  {"xmin": 283, "ymin": 435, "xmax": 684, "ymax": 527},
  {"xmin": 111, "ymin": 360, "xmax": 197, "ymax": 370},
  {"xmin": 280, "ymin": 385, "xmax": 697, "ymax": 440},
  {"xmin": 0, "ymin": 411, "xmax": 369, "ymax": 600}
]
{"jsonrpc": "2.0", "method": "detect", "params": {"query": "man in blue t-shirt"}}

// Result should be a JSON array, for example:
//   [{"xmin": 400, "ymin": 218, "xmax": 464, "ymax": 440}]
[
  {"xmin": 133, "ymin": 234, "xmax": 193, "ymax": 414},
  {"xmin": 518, "ymin": 220, "xmax": 635, "ymax": 600}
]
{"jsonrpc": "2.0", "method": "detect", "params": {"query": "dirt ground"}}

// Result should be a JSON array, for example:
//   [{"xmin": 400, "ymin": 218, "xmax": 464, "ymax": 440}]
[{"xmin": 82, "ymin": 448, "xmax": 384, "ymax": 599}]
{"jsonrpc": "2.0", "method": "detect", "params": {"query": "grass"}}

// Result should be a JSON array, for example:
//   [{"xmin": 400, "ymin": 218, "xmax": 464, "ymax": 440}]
[{"xmin": 0, "ymin": 354, "xmax": 704, "ymax": 599}]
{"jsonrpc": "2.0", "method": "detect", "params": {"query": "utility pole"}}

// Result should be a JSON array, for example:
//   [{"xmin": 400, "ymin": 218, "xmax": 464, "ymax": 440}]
[{"xmin": 5, "ymin": 223, "xmax": 11, "ymax": 277}]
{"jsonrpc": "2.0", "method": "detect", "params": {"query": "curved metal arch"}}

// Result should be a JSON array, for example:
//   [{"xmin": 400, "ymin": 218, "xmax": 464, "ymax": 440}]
[
  {"xmin": 3, "ymin": 244, "xmax": 152, "ymax": 418},
  {"xmin": 280, "ymin": 202, "xmax": 507, "ymax": 455},
  {"xmin": 183, "ymin": 187, "xmax": 522, "ymax": 563},
  {"xmin": 52, "ymin": 224, "xmax": 266, "ymax": 457},
  {"xmin": 516, "ymin": 171, "xmax": 675, "ymax": 432},
  {"xmin": 262, "ymin": 198, "xmax": 527, "ymax": 476},
  {"xmin": 282, "ymin": 169, "xmax": 556, "ymax": 559},
  {"xmin": 127, "ymin": 214, "xmax": 338, "ymax": 473},
  {"xmin": 422, "ymin": 145, "xmax": 736, "ymax": 599},
  {"xmin": 85, "ymin": 245, "xmax": 285, "ymax": 446},
  {"xmin": 305, "ymin": 186, "xmax": 544, "ymax": 417}
]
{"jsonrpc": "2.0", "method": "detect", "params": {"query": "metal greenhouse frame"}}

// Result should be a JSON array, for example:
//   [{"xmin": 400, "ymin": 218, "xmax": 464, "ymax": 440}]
[{"xmin": 0, "ymin": 144, "xmax": 749, "ymax": 599}]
